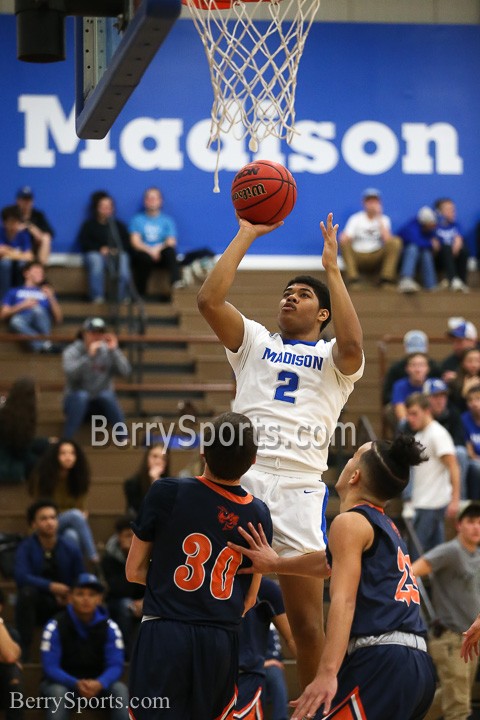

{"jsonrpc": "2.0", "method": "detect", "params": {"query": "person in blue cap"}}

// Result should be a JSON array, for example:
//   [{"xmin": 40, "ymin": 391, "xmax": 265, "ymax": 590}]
[{"xmin": 40, "ymin": 572, "xmax": 128, "ymax": 719}]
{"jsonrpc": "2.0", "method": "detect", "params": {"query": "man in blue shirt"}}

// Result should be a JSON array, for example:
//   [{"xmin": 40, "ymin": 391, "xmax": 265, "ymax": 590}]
[
  {"xmin": 0, "ymin": 205, "xmax": 33, "ymax": 298},
  {"xmin": 40, "ymin": 573, "xmax": 128, "ymax": 720},
  {"xmin": 391, "ymin": 352, "xmax": 434, "ymax": 427},
  {"xmin": 129, "ymin": 187, "xmax": 181, "ymax": 300},
  {"xmin": 14, "ymin": 501, "xmax": 84, "ymax": 661},
  {"xmin": 434, "ymin": 197, "xmax": 469, "ymax": 293},
  {"xmin": 397, "ymin": 206, "xmax": 439, "ymax": 293},
  {"xmin": 1, "ymin": 261, "xmax": 62, "ymax": 353}
]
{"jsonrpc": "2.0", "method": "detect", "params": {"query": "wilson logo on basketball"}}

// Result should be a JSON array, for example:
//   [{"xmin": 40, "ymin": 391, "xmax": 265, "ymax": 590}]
[
  {"xmin": 217, "ymin": 506, "xmax": 239, "ymax": 531},
  {"xmin": 231, "ymin": 183, "xmax": 267, "ymax": 202}
]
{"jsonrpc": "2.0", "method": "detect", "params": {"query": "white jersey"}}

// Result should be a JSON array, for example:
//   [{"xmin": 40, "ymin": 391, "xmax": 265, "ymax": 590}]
[
  {"xmin": 344, "ymin": 211, "xmax": 392, "ymax": 254},
  {"xmin": 226, "ymin": 316, "xmax": 364, "ymax": 474},
  {"xmin": 412, "ymin": 420, "xmax": 456, "ymax": 510}
]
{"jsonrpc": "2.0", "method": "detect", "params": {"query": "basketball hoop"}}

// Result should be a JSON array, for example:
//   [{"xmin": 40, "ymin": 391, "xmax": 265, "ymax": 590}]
[{"xmin": 182, "ymin": 0, "xmax": 320, "ymax": 191}]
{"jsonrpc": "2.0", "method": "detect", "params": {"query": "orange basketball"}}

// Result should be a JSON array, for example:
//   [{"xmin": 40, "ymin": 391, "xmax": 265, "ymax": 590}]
[{"xmin": 231, "ymin": 160, "xmax": 297, "ymax": 224}]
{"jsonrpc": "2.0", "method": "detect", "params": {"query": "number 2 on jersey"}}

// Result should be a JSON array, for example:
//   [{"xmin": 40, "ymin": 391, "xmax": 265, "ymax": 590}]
[
  {"xmin": 274, "ymin": 370, "xmax": 299, "ymax": 404},
  {"xmin": 395, "ymin": 546, "xmax": 420, "ymax": 606},
  {"xmin": 174, "ymin": 532, "xmax": 242, "ymax": 600}
]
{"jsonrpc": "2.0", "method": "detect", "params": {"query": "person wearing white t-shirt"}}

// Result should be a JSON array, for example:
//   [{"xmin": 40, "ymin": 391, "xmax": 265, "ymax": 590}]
[
  {"xmin": 339, "ymin": 188, "xmax": 402, "ymax": 289},
  {"xmin": 197, "ymin": 212, "xmax": 364, "ymax": 689},
  {"xmin": 405, "ymin": 393, "xmax": 460, "ymax": 553}
]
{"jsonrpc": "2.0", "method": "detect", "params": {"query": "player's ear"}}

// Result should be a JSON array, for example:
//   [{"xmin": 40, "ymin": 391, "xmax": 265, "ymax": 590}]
[
  {"xmin": 317, "ymin": 308, "xmax": 329, "ymax": 323},
  {"xmin": 349, "ymin": 468, "xmax": 361, "ymax": 486}
]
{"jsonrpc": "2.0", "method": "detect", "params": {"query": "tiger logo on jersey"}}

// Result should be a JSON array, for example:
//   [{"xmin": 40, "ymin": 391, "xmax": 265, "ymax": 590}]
[{"xmin": 217, "ymin": 506, "xmax": 239, "ymax": 531}]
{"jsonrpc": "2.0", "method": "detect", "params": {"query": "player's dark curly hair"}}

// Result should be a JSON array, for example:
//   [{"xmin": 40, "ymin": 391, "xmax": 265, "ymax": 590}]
[
  {"xmin": 29, "ymin": 439, "xmax": 91, "ymax": 499},
  {"xmin": 285, "ymin": 275, "xmax": 331, "ymax": 332},
  {"xmin": 0, "ymin": 377, "xmax": 37, "ymax": 457},
  {"xmin": 360, "ymin": 434, "xmax": 427, "ymax": 501},
  {"xmin": 203, "ymin": 412, "xmax": 257, "ymax": 480}
]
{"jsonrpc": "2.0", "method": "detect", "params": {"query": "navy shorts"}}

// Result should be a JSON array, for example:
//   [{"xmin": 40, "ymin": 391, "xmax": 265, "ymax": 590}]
[
  {"xmin": 129, "ymin": 619, "xmax": 238, "ymax": 720},
  {"xmin": 234, "ymin": 672, "xmax": 263, "ymax": 719},
  {"xmin": 317, "ymin": 645, "xmax": 436, "ymax": 720}
]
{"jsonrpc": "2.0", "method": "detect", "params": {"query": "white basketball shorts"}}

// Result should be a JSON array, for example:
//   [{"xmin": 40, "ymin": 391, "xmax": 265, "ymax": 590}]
[{"xmin": 240, "ymin": 465, "xmax": 328, "ymax": 557}]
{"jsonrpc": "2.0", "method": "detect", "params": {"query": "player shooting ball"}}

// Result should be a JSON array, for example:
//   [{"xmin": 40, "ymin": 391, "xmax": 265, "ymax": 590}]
[{"xmin": 198, "ymin": 212, "xmax": 364, "ymax": 687}]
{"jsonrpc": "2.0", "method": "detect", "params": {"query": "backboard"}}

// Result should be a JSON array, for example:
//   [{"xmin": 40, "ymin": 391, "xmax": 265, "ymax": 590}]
[{"xmin": 75, "ymin": 0, "xmax": 181, "ymax": 139}]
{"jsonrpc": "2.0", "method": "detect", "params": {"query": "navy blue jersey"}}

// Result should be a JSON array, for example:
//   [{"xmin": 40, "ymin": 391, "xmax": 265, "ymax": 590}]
[
  {"xmin": 327, "ymin": 504, "xmax": 426, "ymax": 638},
  {"xmin": 132, "ymin": 475, "xmax": 273, "ymax": 631},
  {"xmin": 238, "ymin": 577, "xmax": 285, "ymax": 675}
]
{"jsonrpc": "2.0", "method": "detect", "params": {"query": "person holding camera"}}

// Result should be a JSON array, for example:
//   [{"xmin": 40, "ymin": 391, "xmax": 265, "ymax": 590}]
[{"xmin": 62, "ymin": 317, "xmax": 131, "ymax": 439}]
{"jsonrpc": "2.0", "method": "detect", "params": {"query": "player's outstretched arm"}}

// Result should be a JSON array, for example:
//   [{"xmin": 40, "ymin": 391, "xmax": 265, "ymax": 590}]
[
  {"xmin": 197, "ymin": 217, "xmax": 282, "ymax": 352},
  {"xmin": 320, "ymin": 213, "xmax": 363, "ymax": 376},
  {"xmin": 228, "ymin": 523, "xmax": 331, "ymax": 578},
  {"xmin": 290, "ymin": 512, "xmax": 373, "ymax": 719},
  {"xmin": 461, "ymin": 615, "xmax": 480, "ymax": 663}
]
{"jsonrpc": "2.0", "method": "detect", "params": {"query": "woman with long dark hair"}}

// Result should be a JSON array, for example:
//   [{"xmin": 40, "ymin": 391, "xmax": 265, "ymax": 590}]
[
  {"xmin": 0, "ymin": 376, "xmax": 49, "ymax": 484},
  {"xmin": 124, "ymin": 442, "xmax": 170, "ymax": 518},
  {"xmin": 77, "ymin": 190, "xmax": 132, "ymax": 303}
]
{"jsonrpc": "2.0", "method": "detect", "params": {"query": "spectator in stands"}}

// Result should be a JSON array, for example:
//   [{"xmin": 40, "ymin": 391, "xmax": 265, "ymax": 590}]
[
  {"xmin": 339, "ymin": 188, "xmax": 401, "ymax": 290},
  {"xmin": 62, "ymin": 317, "xmax": 131, "ymax": 439},
  {"xmin": 1, "ymin": 260, "xmax": 62, "ymax": 353},
  {"xmin": 0, "ymin": 377, "xmax": 50, "ymax": 485},
  {"xmin": 0, "ymin": 205, "xmax": 34, "ymax": 299},
  {"xmin": 440, "ymin": 316, "xmax": 479, "ymax": 384},
  {"xmin": 0, "ymin": 588, "xmax": 24, "ymax": 720},
  {"xmin": 101, "ymin": 517, "xmax": 144, "ymax": 659},
  {"xmin": 382, "ymin": 329, "xmax": 441, "ymax": 406},
  {"xmin": 129, "ymin": 187, "xmax": 182, "ymax": 300},
  {"xmin": 434, "ymin": 197, "xmax": 469, "ymax": 293},
  {"xmin": 461, "ymin": 385, "xmax": 480, "ymax": 500},
  {"xmin": 397, "ymin": 206, "xmax": 439, "ymax": 293},
  {"xmin": 412, "ymin": 502, "xmax": 480, "ymax": 720},
  {"xmin": 28, "ymin": 439, "xmax": 99, "ymax": 566},
  {"xmin": 423, "ymin": 378, "xmax": 470, "ymax": 500},
  {"xmin": 236, "ymin": 577, "xmax": 296, "ymax": 720},
  {"xmin": 40, "ymin": 572, "xmax": 129, "ymax": 720},
  {"xmin": 264, "ymin": 625, "xmax": 290, "ymax": 720},
  {"xmin": 77, "ymin": 190, "xmax": 132, "ymax": 304},
  {"xmin": 391, "ymin": 352, "xmax": 433, "ymax": 425},
  {"xmin": 447, "ymin": 347, "xmax": 480, "ymax": 414},
  {"xmin": 123, "ymin": 442, "xmax": 169, "ymax": 518},
  {"xmin": 15, "ymin": 187, "xmax": 54, "ymax": 265},
  {"xmin": 14, "ymin": 500, "xmax": 84, "ymax": 661},
  {"xmin": 404, "ymin": 393, "xmax": 460, "ymax": 553}
]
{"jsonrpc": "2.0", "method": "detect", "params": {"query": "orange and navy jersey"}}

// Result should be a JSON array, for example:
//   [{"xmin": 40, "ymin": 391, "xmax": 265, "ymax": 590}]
[
  {"xmin": 328, "ymin": 504, "xmax": 426, "ymax": 638},
  {"xmin": 132, "ymin": 476, "xmax": 273, "ymax": 630}
]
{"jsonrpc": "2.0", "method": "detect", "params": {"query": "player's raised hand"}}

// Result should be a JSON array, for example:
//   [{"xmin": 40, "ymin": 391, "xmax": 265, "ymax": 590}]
[
  {"xmin": 320, "ymin": 213, "xmax": 340, "ymax": 272},
  {"xmin": 228, "ymin": 522, "xmax": 279, "ymax": 574},
  {"xmin": 237, "ymin": 215, "xmax": 284, "ymax": 239}
]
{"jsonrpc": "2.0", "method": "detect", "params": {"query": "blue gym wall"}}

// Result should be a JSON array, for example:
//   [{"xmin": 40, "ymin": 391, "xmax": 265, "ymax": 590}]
[{"xmin": 0, "ymin": 15, "xmax": 479, "ymax": 257}]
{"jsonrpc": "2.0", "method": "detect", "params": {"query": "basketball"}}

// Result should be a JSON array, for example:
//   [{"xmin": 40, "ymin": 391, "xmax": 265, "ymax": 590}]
[{"xmin": 231, "ymin": 160, "xmax": 297, "ymax": 224}]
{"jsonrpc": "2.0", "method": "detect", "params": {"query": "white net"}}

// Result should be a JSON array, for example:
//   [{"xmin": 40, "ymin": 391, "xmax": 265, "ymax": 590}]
[{"xmin": 183, "ymin": 0, "xmax": 320, "ymax": 190}]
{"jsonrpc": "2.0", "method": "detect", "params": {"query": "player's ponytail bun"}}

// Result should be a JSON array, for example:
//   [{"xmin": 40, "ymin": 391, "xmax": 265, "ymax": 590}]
[
  {"xmin": 362, "ymin": 434, "xmax": 427, "ymax": 501},
  {"xmin": 385, "ymin": 434, "xmax": 427, "ymax": 479}
]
